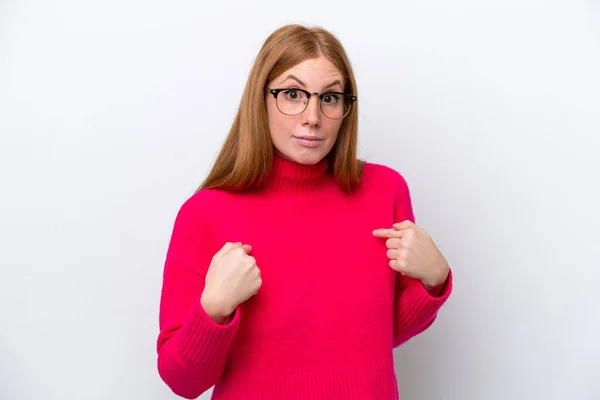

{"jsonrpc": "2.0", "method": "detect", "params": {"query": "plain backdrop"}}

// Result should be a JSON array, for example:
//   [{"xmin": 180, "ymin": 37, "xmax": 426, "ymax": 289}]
[{"xmin": 1, "ymin": 0, "xmax": 599, "ymax": 399}]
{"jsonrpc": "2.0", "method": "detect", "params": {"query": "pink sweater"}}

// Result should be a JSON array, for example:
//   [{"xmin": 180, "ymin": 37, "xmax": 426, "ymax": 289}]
[{"xmin": 156, "ymin": 155, "xmax": 452, "ymax": 399}]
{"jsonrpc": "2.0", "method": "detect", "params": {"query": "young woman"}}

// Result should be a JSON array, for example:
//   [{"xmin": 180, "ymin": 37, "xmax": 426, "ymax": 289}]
[{"xmin": 156, "ymin": 24, "xmax": 452, "ymax": 400}]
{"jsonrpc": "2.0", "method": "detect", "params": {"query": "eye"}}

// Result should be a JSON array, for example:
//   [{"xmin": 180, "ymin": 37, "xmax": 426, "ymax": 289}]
[
  {"xmin": 322, "ymin": 93, "xmax": 339, "ymax": 105},
  {"xmin": 284, "ymin": 89, "xmax": 303, "ymax": 101}
]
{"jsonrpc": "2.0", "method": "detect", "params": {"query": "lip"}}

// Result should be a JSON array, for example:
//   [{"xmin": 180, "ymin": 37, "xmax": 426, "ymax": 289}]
[
  {"xmin": 293, "ymin": 135, "xmax": 323, "ymax": 141},
  {"xmin": 292, "ymin": 135, "xmax": 323, "ymax": 148}
]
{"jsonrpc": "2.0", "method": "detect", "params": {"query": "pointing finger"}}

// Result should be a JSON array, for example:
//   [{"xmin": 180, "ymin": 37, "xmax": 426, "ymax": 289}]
[{"xmin": 372, "ymin": 228, "xmax": 403, "ymax": 238}]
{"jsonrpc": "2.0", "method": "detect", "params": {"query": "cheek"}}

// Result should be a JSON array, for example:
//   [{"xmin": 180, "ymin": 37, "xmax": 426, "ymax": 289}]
[
  {"xmin": 323, "ymin": 120, "xmax": 343, "ymax": 139},
  {"xmin": 269, "ymin": 115, "xmax": 292, "ymax": 136},
  {"xmin": 268, "ymin": 107, "xmax": 295, "ymax": 137}
]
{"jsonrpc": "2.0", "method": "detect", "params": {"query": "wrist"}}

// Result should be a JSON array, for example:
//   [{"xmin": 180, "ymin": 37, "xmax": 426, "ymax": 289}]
[
  {"xmin": 422, "ymin": 263, "xmax": 449, "ymax": 290},
  {"xmin": 200, "ymin": 291, "xmax": 233, "ymax": 324}
]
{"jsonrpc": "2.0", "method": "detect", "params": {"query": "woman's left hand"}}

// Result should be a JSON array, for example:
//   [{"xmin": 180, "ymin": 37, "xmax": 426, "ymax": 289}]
[{"xmin": 373, "ymin": 220, "xmax": 449, "ymax": 290}]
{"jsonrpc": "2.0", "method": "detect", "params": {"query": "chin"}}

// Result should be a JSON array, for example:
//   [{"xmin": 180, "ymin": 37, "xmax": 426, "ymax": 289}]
[{"xmin": 288, "ymin": 151, "xmax": 327, "ymax": 165}]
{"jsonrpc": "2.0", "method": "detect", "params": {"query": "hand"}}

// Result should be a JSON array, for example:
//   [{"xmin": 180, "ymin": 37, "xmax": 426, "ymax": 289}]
[
  {"xmin": 373, "ymin": 220, "xmax": 449, "ymax": 290},
  {"xmin": 201, "ymin": 242, "xmax": 262, "ymax": 323}
]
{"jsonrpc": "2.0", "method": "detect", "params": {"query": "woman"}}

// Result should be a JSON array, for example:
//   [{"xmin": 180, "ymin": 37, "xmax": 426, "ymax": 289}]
[{"xmin": 156, "ymin": 24, "xmax": 452, "ymax": 400}]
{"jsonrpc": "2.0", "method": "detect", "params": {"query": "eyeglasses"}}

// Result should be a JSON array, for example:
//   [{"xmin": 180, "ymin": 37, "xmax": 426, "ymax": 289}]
[{"xmin": 267, "ymin": 88, "xmax": 357, "ymax": 120}]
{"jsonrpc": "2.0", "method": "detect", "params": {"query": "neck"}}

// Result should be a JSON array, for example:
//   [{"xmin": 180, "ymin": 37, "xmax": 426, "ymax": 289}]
[{"xmin": 260, "ymin": 154, "xmax": 331, "ymax": 194}]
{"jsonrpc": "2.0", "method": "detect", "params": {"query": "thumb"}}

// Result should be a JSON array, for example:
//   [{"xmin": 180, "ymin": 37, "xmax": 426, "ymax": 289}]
[
  {"xmin": 241, "ymin": 244, "xmax": 252, "ymax": 254},
  {"xmin": 393, "ymin": 220, "xmax": 415, "ymax": 231},
  {"xmin": 212, "ymin": 241, "xmax": 242, "ymax": 260}
]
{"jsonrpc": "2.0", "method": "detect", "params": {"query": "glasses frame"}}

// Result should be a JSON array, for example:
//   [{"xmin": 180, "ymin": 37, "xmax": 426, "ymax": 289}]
[{"xmin": 266, "ymin": 88, "xmax": 357, "ymax": 120}]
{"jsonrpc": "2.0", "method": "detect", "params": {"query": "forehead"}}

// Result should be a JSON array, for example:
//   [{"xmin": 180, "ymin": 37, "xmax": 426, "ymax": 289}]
[{"xmin": 273, "ymin": 57, "xmax": 343, "ymax": 87}]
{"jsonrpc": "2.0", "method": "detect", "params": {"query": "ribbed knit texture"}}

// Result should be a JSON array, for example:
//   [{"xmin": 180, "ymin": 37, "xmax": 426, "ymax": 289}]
[{"xmin": 156, "ymin": 155, "xmax": 453, "ymax": 400}]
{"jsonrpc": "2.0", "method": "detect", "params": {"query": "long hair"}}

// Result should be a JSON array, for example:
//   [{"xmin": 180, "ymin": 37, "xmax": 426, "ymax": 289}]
[{"xmin": 197, "ymin": 24, "xmax": 363, "ymax": 193}]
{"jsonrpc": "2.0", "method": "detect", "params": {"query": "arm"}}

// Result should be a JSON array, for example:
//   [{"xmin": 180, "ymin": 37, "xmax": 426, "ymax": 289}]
[
  {"xmin": 391, "ymin": 174, "xmax": 453, "ymax": 347},
  {"xmin": 393, "ymin": 269, "xmax": 452, "ymax": 347},
  {"xmin": 156, "ymin": 195, "xmax": 240, "ymax": 399}
]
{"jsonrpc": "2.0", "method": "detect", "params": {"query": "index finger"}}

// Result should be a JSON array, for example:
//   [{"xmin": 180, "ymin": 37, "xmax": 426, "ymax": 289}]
[{"xmin": 372, "ymin": 228, "xmax": 403, "ymax": 238}]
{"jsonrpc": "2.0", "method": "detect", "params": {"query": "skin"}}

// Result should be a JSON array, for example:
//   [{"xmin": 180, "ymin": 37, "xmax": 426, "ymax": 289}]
[
  {"xmin": 265, "ymin": 56, "xmax": 344, "ymax": 165},
  {"xmin": 373, "ymin": 220, "xmax": 450, "ymax": 291}
]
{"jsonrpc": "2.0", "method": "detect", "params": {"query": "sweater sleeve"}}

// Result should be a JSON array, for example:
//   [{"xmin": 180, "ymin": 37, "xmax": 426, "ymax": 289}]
[
  {"xmin": 156, "ymin": 193, "xmax": 241, "ymax": 399},
  {"xmin": 392, "ymin": 269, "xmax": 453, "ymax": 347},
  {"xmin": 391, "ymin": 172, "xmax": 453, "ymax": 348}
]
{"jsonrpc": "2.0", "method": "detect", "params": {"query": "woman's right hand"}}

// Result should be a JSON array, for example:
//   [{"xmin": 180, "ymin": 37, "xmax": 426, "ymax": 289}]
[{"xmin": 200, "ymin": 242, "xmax": 262, "ymax": 324}]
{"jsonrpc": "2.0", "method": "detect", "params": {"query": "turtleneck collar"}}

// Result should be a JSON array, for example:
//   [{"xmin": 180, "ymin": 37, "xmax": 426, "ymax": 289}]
[{"xmin": 260, "ymin": 154, "xmax": 331, "ymax": 194}]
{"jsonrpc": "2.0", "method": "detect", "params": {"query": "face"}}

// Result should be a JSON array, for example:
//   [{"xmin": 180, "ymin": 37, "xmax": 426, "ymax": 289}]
[{"xmin": 266, "ymin": 56, "xmax": 345, "ymax": 165}]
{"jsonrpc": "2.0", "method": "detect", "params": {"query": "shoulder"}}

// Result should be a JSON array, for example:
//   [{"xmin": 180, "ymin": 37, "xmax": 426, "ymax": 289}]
[
  {"xmin": 173, "ymin": 188, "xmax": 233, "ymax": 227},
  {"xmin": 360, "ymin": 161, "xmax": 415, "ymax": 221},
  {"xmin": 180, "ymin": 187, "xmax": 230, "ymax": 209},
  {"xmin": 360, "ymin": 161, "xmax": 411, "ymax": 197},
  {"xmin": 168, "ymin": 189, "xmax": 234, "ymax": 254},
  {"xmin": 166, "ymin": 189, "xmax": 235, "ymax": 274}
]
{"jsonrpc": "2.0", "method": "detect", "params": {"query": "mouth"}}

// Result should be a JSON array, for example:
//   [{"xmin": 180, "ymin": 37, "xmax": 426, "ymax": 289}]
[
  {"xmin": 292, "ymin": 135, "xmax": 324, "ymax": 148},
  {"xmin": 292, "ymin": 135, "xmax": 323, "ymax": 141}
]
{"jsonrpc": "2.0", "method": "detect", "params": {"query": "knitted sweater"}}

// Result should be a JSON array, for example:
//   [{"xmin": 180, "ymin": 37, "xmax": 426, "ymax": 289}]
[{"xmin": 156, "ymin": 155, "xmax": 452, "ymax": 399}]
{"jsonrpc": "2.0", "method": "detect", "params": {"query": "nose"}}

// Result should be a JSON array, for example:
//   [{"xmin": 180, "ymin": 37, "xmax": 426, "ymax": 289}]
[{"xmin": 301, "ymin": 95, "xmax": 321, "ymax": 127}]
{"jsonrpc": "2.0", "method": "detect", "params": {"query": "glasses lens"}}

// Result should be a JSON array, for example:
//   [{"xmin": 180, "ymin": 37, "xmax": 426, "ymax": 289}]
[
  {"xmin": 320, "ymin": 93, "xmax": 351, "ymax": 119},
  {"xmin": 276, "ymin": 89, "xmax": 308, "ymax": 115},
  {"xmin": 274, "ymin": 90, "xmax": 353, "ymax": 119}
]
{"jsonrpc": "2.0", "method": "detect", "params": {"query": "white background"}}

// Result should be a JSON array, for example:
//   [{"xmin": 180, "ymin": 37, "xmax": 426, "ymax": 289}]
[{"xmin": 1, "ymin": 0, "xmax": 599, "ymax": 399}]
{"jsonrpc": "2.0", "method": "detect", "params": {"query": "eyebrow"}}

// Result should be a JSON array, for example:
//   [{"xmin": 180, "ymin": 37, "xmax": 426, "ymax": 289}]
[{"xmin": 279, "ymin": 74, "xmax": 343, "ymax": 91}]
